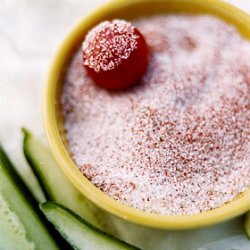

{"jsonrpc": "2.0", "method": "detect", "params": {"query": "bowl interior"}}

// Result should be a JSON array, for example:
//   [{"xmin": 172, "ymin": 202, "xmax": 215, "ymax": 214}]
[{"xmin": 44, "ymin": 0, "xmax": 250, "ymax": 229}]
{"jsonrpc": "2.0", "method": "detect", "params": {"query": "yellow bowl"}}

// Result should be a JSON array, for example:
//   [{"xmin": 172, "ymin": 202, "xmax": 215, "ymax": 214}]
[{"xmin": 43, "ymin": 0, "xmax": 250, "ymax": 230}]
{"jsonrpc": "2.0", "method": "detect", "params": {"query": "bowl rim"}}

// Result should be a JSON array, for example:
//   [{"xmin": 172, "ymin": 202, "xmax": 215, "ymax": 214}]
[{"xmin": 43, "ymin": 0, "xmax": 250, "ymax": 230}]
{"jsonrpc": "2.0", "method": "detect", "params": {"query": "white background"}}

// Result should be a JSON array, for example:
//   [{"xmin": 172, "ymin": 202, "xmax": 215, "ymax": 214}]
[{"xmin": 1, "ymin": 1, "xmax": 250, "ymax": 249}]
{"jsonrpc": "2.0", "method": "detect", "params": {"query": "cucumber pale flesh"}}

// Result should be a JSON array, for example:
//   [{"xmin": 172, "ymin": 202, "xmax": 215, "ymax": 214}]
[
  {"xmin": 0, "ymin": 145, "xmax": 58, "ymax": 250},
  {"xmin": 41, "ymin": 202, "xmax": 140, "ymax": 250},
  {"xmin": 0, "ymin": 193, "xmax": 35, "ymax": 250}
]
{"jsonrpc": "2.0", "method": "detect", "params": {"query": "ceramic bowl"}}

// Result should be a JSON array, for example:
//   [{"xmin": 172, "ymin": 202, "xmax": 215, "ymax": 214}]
[{"xmin": 43, "ymin": 0, "xmax": 250, "ymax": 229}]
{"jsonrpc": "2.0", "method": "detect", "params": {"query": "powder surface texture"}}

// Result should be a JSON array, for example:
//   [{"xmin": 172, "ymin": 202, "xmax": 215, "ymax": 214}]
[{"xmin": 62, "ymin": 15, "xmax": 250, "ymax": 215}]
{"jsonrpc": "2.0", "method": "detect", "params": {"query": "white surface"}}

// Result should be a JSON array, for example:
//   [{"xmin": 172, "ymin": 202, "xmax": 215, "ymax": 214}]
[{"xmin": 0, "ymin": 0, "xmax": 250, "ymax": 249}]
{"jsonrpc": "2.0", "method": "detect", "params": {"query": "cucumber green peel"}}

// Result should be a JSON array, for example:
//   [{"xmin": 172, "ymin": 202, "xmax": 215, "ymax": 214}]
[
  {"xmin": 244, "ymin": 211, "xmax": 250, "ymax": 240},
  {"xmin": 41, "ymin": 201, "xmax": 140, "ymax": 250},
  {"xmin": 22, "ymin": 128, "xmax": 115, "ymax": 233},
  {"xmin": 0, "ymin": 145, "xmax": 58, "ymax": 250}
]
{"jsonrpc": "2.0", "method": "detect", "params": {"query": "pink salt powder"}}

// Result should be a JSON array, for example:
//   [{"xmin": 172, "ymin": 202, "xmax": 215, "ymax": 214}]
[{"xmin": 61, "ymin": 15, "xmax": 250, "ymax": 215}]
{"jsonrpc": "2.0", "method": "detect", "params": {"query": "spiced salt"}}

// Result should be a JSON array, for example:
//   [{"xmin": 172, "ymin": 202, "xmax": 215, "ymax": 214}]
[{"xmin": 62, "ymin": 15, "xmax": 250, "ymax": 215}]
